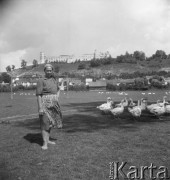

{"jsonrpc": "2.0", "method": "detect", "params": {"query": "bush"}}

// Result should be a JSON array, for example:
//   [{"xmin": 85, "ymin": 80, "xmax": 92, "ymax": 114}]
[
  {"xmin": 78, "ymin": 63, "xmax": 86, "ymax": 70},
  {"xmin": 119, "ymin": 83, "xmax": 126, "ymax": 91},
  {"xmin": 53, "ymin": 65, "xmax": 60, "ymax": 73},
  {"xmin": 25, "ymin": 85, "xmax": 37, "ymax": 90},
  {"xmin": 149, "ymin": 75, "xmax": 168, "ymax": 89},
  {"xmin": 151, "ymin": 79, "xmax": 165, "ymax": 89},
  {"xmin": 125, "ymin": 83, "xmax": 134, "ymax": 90},
  {"xmin": 0, "ymin": 85, "xmax": 11, "ymax": 92},
  {"xmin": 102, "ymin": 58, "xmax": 112, "ymax": 65},
  {"xmin": 90, "ymin": 60, "xmax": 100, "ymax": 67},
  {"xmin": 106, "ymin": 83, "xmax": 117, "ymax": 91},
  {"xmin": 151, "ymin": 75, "xmax": 164, "ymax": 82},
  {"xmin": 12, "ymin": 85, "xmax": 36, "ymax": 92},
  {"xmin": 17, "ymin": 85, "xmax": 25, "ymax": 90},
  {"xmin": 0, "ymin": 72, "xmax": 11, "ymax": 83},
  {"xmin": 106, "ymin": 82, "xmax": 149, "ymax": 91}
]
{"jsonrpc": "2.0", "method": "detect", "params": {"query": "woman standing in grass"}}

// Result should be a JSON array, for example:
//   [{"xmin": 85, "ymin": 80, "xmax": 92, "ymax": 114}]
[{"xmin": 36, "ymin": 63, "xmax": 62, "ymax": 150}]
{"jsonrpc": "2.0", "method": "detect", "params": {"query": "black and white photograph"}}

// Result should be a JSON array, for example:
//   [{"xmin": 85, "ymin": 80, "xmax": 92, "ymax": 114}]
[{"xmin": 0, "ymin": 0, "xmax": 170, "ymax": 179}]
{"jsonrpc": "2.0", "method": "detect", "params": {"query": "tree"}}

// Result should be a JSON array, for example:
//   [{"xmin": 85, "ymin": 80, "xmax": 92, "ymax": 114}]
[
  {"xmin": 78, "ymin": 63, "xmax": 86, "ymax": 70},
  {"xmin": 54, "ymin": 65, "xmax": 60, "ymax": 73},
  {"xmin": 116, "ymin": 55, "xmax": 124, "ymax": 63},
  {"xmin": 102, "ymin": 57, "xmax": 112, "ymax": 65},
  {"xmin": 125, "ymin": 51, "xmax": 130, "ymax": 58},
  {"xmin": 133, "ymin": 51, "xmax": 146, "ymax": 61},
  {"xmin": 153, "ymin": 50, "xmax": 167, "ymax": 59},
  {"xmin": 123, "ymin": 52, "xmax": 136, "ymax": 63},
  {"xmin": 6, "ymin": 65, "xmax": 11, "ymax": 72},
  {"xmin": 90, "ymin": 59, "xmax": 100, "ymax": 67},
  {"xmin": 12, "ymin": 65, "xmax": 15, "ymax": 70},
  {"xmin": 21, "ymin": 59, "xmax": 27, "ymax": 69},
  {"xmin": 0, "ymin": 74, "xmax": 2, "ymax": 83},
  {"xmin": 32, "ymin": 59, "xmax": 38, "ymax": 67},
  {"xmin": 1, "ymin": 72, "xmax": 11, "ymax": 83}
]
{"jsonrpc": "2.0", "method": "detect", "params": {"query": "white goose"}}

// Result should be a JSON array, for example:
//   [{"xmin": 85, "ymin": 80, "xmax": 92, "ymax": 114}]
[
  {"xmin": 97, "ymin": 97, "xmax": 113, "ymax": 114},
  {"xmin": 147, "ymin": 96, "xmax": 168, "ymax": 112},
  {"xmin": 128, "ymin": 98, "xmax": 136, "ymax": 107},
  {"xmin": 165, "ymin": 102, "xmax": 170, "ymax": 114},
  {"xmin": 115, "ymin": 97, "xmax": 128, "ymax": 107},
  {"xmin": 128, "ymin": 100, "xmax": 142, "ymax": 118},
  {"xmin": 147, "ymin": 100, "xmax": 162, "ymax": 112},
  {"xmin": 139, "ymin": 98, "xmax": 147, "ymax": 111},
  {"xmin": 122, "ymin": 97, "xmax": 128, "ymax": 107},
  {"xmin": 110, "ymin": 100, "xmax": 124, "ymax": 118},
  {"xmin": 157, "ymin": 96, "xmax": 168, "ymax": 106},
  {"xmin": 149, "ymin": 102, "xmax": 166, "ymax": 120}
]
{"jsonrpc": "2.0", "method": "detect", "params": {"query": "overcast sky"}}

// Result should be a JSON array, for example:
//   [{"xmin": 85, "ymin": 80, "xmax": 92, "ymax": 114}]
[{"xmin": 0, "ymin": 0, "xmax": 170, "ymax": 72}]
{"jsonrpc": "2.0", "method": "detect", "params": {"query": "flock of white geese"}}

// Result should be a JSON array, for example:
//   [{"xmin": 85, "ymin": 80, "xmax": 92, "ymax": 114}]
[{"xmin": 97, "ymin": 96, "xmax": 170, "ymax": 120}]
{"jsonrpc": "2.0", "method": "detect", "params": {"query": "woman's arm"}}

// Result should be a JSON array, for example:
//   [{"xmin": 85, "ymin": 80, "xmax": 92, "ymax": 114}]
[
  {"xmin": 37, "ymin": 95, "xmax": 44, "ymax": 115},
  {"xmin": 56, "ymin": 87, "xmax": 60, "ymax": 101},
  {"xmin": 36, "ymin": 79, "xmax": 44, "ymax": 115},
  {"xmin": 56, "ymin": 79, "xmax": 60, "ymax": 101}
]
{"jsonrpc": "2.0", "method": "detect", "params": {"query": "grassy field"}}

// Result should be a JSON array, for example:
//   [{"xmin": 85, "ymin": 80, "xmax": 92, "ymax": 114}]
[{"xmin": 0, "ymin": 90, "xmax": 170, "ymax": 180}]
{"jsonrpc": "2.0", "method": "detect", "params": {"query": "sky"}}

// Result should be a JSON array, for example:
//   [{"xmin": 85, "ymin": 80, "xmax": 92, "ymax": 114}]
[{"xmin": 0, "ymin": 0, "xmax": 170, "ymax": 72}]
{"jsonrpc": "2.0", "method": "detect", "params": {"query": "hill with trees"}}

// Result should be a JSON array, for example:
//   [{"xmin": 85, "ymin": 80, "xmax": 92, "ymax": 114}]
[{"xmin": 2, "ymin": 49, "xmax": 170, "ymax": 81}]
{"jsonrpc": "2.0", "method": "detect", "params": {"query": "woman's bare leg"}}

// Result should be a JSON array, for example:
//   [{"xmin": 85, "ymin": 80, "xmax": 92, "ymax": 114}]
[
  {"xmin": 41, "ymin": 130, "xmax": 48, "ymax": 150},
  {"xmin": 48, "ymin": 128, "xmax": 56, "ymax": 145}
]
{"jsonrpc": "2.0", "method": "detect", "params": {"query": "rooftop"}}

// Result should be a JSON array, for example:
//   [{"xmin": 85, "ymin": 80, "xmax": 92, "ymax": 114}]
[{"xmin": 88, "ymin": 80, "xmax": 106, "ymax": 87}]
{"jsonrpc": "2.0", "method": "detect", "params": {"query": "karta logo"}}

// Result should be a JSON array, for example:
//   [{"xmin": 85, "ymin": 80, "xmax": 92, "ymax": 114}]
[{"xmin": 109, "ymin": 162, "xmax": 170, "ymax": 180}]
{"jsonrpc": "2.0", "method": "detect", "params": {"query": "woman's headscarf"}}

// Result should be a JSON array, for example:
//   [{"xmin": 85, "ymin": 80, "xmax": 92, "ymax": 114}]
[{"xmin": 44, "ymin": 63, "xmax": 54, "ymax": 71}]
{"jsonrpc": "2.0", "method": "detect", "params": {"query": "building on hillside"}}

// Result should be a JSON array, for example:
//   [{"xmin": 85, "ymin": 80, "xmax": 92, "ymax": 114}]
[
  {"xmin": 107, "ymin": 79, "xmax": 134, "ymax": 86},
  {"xmin": 40, "ymin": 51, "xmax": 111, "ymax": 63},
  {"xmin": 57, "ymin": 55, "xmax": 74, "ymax": 62},
  {"xmin": 160, "ymin": 67, "xmax": 170, "ymax": 72},
  {"xmin": 145, "ymin": 76, "xmax": 153, "ymax": 81},
  {"xmin": 0, "ymin": 82, "xmax": 9, "ymax": 86},
  {"xmin": 46, "ymin": 56, "xmax": 58, "ymax": 62},
  {"xmin": 76, "ymin": 54, "xmax": 94, "ymax": 61},
  {"xmin": 85, "ymin": 78, "xmax": 93, "ymax": 85},
  {"xmin": 14, "ymin": 79, "xmax": 31, "ymax": 87},
  {"xmin": 45, "ymin": 54, "xmax": 75, "ymax": 63},
  {"xmin": 88, "ymin": 80, "xmax": 106, "ymax": 90},
  {"xmin": 40, "ymin": 52, "xmax": 46, "ymax": 64},
  {"xmin": 30, "ymin": 79, "xmax": 38, "ymax": 86},
  {"xmin": 75, "ymin": 51, "xmax": 110, "ymax": 61},
  {"xmin": 14, "ymin": 76, "xmax": 39, "ymax": 86},
  {"xmin": 164, "ymin": 77, "xmax": 170, "ymax": 84},
  {"xmin": 68, "ymin": 78, "xmax": 82, "ymax": 85},
  {"xmin": 95, "ymin": 51, "xmax": 110, "ymax": 59}
]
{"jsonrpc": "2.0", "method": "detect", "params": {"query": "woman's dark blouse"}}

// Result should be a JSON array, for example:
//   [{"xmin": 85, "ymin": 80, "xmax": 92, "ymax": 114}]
[{"xmin": 36, "ymin": 77, "xmax": 59, "ymax": 96}]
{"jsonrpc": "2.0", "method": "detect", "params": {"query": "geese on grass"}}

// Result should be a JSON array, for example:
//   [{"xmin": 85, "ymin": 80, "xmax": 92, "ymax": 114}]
[
  {"xmin": 115, "ymin": 97, "xmax": 128, "ymax": 108},
  {"xmin": 165, "ymin": 102, "xmax": 170, "ymax": 114},
  {"xmin": 128, "ymin": 98, "xmax": 136, "ymax": 107},
  {"xmin": 149, "ymin": 102, "xmax": 167, "ymax": 120},
  {"xmin": 97, "ymin": 97, "xmax": 113, "ymax": 114},
  {"xmin": 128, "ymin": 100, "xmax": 142, "ymax": 120},
  {"xmin": 110, "ymin": 100, "xmax": 124, "ymax": 119},
  {"xmin": 146, "ymin": 100, "xmax": 162, "ymax": 112}
]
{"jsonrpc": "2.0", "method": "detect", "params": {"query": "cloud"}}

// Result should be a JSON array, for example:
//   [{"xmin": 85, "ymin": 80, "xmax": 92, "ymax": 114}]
[
  {"xmin": 1, "ymin": 0, "xmax": 170, "ymax": 71},
  {"xmin": 0, "ymin": 1, "xmax": 52, "ymax": 53},
  {"xmin": 0, "ymin": 50, "xmax": 26, "ymax": 72},
  {"xmin": 122, "ymin": 0, "xmax": 170, "ymax": 43}
]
